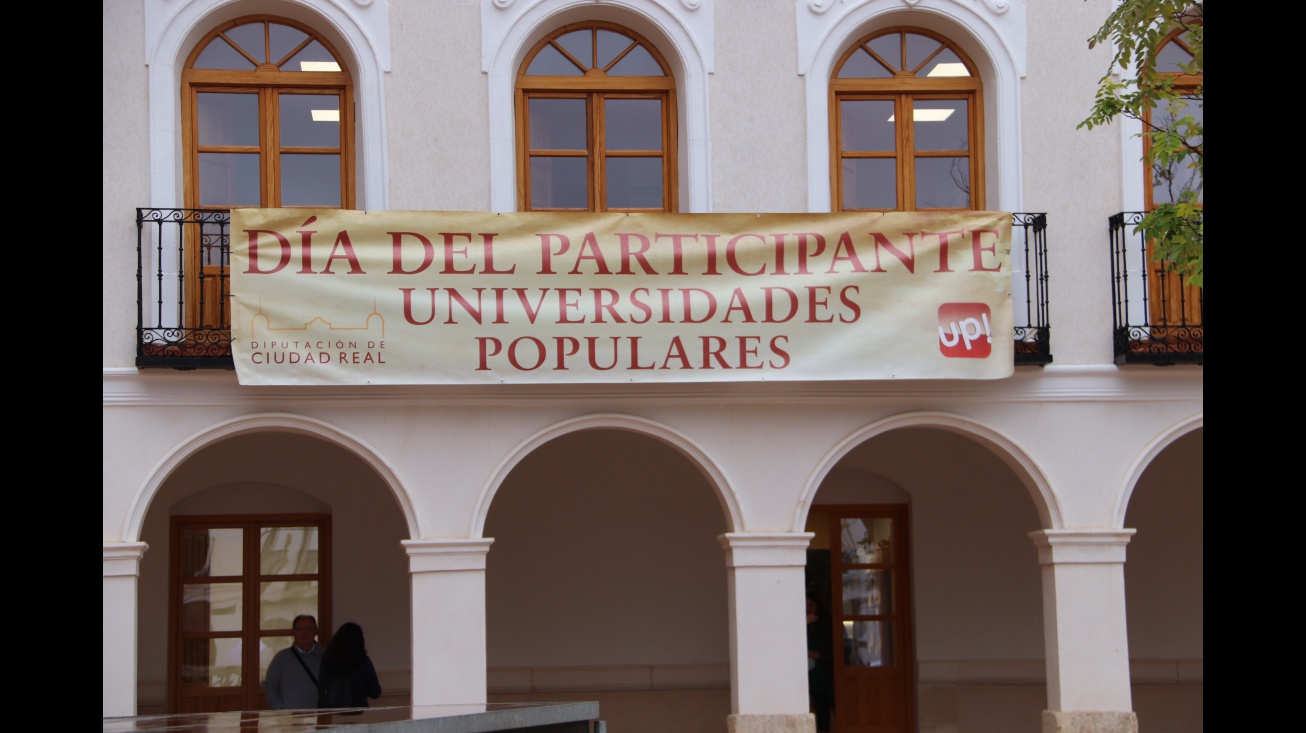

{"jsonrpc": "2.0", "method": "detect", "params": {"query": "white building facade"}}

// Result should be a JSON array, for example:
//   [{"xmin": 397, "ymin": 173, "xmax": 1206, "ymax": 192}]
[{"xmin": 103, "ymin": 2, "xmax": 1203, "ymax": 733}]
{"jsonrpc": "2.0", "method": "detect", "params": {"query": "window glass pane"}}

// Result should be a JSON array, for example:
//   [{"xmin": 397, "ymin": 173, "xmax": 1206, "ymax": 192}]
[
  {"xmin": 606, "ymin": 99, "xmax": 662, "ymax": 150},
  {"xmin": 840, "ymin": 517, "xmax": 895, "ymax": 563},
  {"xmin": 531, "ymin": 157, "xmax": 588, "ymax": 209},
  {"xmin": 528, "ymin": 44, "xmax": 584, "ymax": 76},
  {"xmin": 913, "ymin": 99, "xmax": 968, "ymax": 151},
  {"xmin": 260, "ymin": 581, "xmax": 319, "ymax": 630},
  {"xmin": 839, "ymin": 48, "xmax": 892, "ymax": 79},
  {"xmin": 915, "ymin": 157, "xmax": 971, "ymax": 208},
  {"xmin": 868, "ymin": 34, "xmax": 901, "ymax": 72},
  {"xmin": 596, "ymin": 30, "xmax": 635, "ymax": 70},
  {"xmin": 198, "ymin": 93, "xmax": 259, "ymax": 147},
  {"xmin": 842, "ymin": 620, "xmax": 894, "ymax": 667},
  {"xmin": 287, "ymin": 40, "xmax": 340, "ymax": 72},
  {"xmin": 225, "ymin": 23, "xmax": 266, "ymax": 64},
  {"xmin": 280, "ymin": 154, "xmax": 342, "ymax": 206},
  {"xmin": 195, "ymin": 37, "xmax": 256, "ymax": 71},
  {"xmin": 922, "ymin": 48, "xmax": 970, "ymax": 78},
  {"xmin": 280, "ymin": 94, "xmax": 340, "ymax": 148},
  {"xmin": 268, "ymin": 23, "xmax": 309, "ymax": 66},
  {"xmin": 200, "ymin": 153, "xmax": 261, "ymax": 206},
  {"xmin": 182, "ymin": 638, "xmax": 243, "ymax": 687},
  {"xmin": 260, "ymin": 526, "xmax": 320, "ymax": 575},
  {"xmin": 530, "ymin": 98, "xmax": 587, "ymax": 150},
  {"xmin": 260, "ymin": 636, "xmax": 293, "ymax": 683},
  {"xmin": 555, "ymin": 30, "xmax": 593, "ymax": 69},
  {"xmin": 182, "ymin": 527, "xmax": 244, "ymax": 577},
  {"xmin": 842, "ymin": 569, "xmax": 893, "ymax": 614},
  {"xmin": 842, "ymin": 159, "xmax": 896, "ymax": 210},
  {"xmin": 608, "ymin": 45, "xmax": 662, "ymax": 76},
  {"xmin": 1151, "ymin": 98, "xmax": 1202, "ymax": 205},
  {"xmin": 904, "ymin": 33, "xmax": 941, "ymax": 74},
  {"xmin": 1155, "ymin": 38, "xmax": 1194, "ymax": 73},
  {"xmin": 606, "ymin": 157, "xmax": 663, "ymax": 209},
  {"xmin": 841, "ymin": 100, "xmax": 895, "ymax": 152},
  {"xmin": 182, "ymin": 582, "xmax": 243, "ymax": 632}
]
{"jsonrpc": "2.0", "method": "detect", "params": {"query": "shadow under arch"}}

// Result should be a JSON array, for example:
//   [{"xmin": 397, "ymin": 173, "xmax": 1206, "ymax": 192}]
[
  {"xmin": 794, "ymin": 410, "xmax": 1061, "ymax": 530},
  {"xmin": 122, "ymin": 412, "xmax": 419, "ymax": 543},
  {"xmin": 470, "ymin": 413, "xmax": 742, "ymax": 537},
  {"xmin": 1112, "ymin": 413, "xmax": 1203, "ymax": 527}
]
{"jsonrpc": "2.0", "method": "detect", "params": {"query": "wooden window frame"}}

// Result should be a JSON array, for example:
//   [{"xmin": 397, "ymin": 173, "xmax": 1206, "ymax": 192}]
[
  {"xmin": 515, "ymin": 21, "xmax": 678, "ymax": 212},
  {"xmin": 1141, "ymin": 28, "xmax": 1202, "ymax": 329},
  {"xmin": 829, "ymin": 27, "xmax": 984, "ymax": 212},
  {"xmin": 180, "ymin": 15, "xmax": 355, "ymax": 330}
]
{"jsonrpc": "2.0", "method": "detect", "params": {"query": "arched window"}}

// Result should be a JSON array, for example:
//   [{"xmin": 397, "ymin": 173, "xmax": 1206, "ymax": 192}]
[
  {"xmin": 181, "ymin": 16, "xmax": 354, "ymax": 327},
  {"xmin": 1143, "ymin": 28, "xmax": 1202, "ymax": 328},
  {"xmin": 516, "ymin": 21, "xmax": 677, "ymax": 212},
  {"xmin": 1145, "ymin": 30, "xmax": 1202, "ymax": 211},
  {"xmin": 830, "ymin": 28, "xmax": 983, "ymax": 212}
]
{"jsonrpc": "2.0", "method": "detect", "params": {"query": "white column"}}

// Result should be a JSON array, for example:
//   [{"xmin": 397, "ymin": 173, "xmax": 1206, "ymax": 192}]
[
  {"xmin": 104, "ymin": 542, "xmax": 149, "ymax": 718},
  {"xmin": 1030, "ymin": 530, "xmax": 1139, "ymax": 733},
  {"xmin": 403, "ymin": 538, "xmax": 494, "ymax": 706},
  {"xmin": 719, "ymin": 532, "xmax": 815, "ymax": 733}
]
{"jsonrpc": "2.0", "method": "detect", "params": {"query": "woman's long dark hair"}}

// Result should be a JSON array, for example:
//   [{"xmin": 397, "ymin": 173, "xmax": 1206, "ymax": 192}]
[{"xmin": 323, "ymin": 622, "xmax": 367, "ymax": 671}]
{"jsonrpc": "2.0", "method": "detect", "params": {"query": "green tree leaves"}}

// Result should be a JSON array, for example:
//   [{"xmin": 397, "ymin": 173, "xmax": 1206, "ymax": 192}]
[{"xmin": 1080, "ymin": 1, "xmax": 1203, "ymax": 287}]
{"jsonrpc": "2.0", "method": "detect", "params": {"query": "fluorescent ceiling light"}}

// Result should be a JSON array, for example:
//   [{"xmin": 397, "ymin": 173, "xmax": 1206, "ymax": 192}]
[
  {"xmin": 887, "ymin": 109, "xmax": 956, "ymax": 122},
  {"xmin": 311, "ymin": 110, "xmax": 340, "ymax": 122},
  {"xmin": 300, "ymin": 61, "xmax": 341, "ymax": 72},
  {"xmin": 926, "ymin": 63, "xmax": 969, "ymax": 77}
]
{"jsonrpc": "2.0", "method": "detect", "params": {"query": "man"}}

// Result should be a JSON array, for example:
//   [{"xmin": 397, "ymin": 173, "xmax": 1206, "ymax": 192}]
[{"xmin": 264, "ymin": 614, "xmax": 324, "ymax": 709}]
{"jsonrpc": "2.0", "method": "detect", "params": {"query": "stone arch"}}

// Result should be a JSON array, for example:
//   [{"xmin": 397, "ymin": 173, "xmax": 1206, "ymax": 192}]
[
  {"xmin": 143, "ymin": 0, "xmax": 391, "ymax": 210},
  {"xmin": 123, "ymin": 412, "xmax": 418, "ymax": 543},
  {"xmin": 795, "ymin": 410, "xmax": 1060, "ymax": 530},
  {"xmin": 1113, "ymin": 413, "xmax": 1203, "ymax": 527},
  {"xmin": 481, "ymin": 0, "xmax": 713, "ymax": 211},
  {"xmin": 796, "ymin": 0, "xmax": 1026, "ymax": 211},
  {"xmin": 470, "ymin": 412, "xmax": 742, "ymax": 536}
]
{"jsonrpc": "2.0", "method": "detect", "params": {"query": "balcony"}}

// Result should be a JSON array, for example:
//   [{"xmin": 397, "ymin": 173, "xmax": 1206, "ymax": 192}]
[
  {"xmin": 135, "ymin": 208, "xmax": 1053, "ymax": 370},
  {"xmin": 1109, "ymin": 212, "xmax": 1203, "ymax": 365}
]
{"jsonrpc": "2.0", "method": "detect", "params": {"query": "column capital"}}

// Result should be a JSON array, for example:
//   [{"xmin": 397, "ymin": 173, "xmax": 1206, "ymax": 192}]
[
  {"xmin": 1029, "ymin": 529, "xmax": 1136, "ymax": 565},
  {"xmin": 718, "ymin": 533, "xmax": 814, "ymax": 568},
  {"xmin": 103, "ymin": 542, "xmax": 149, "ymax": 577},
  {"xmin": 402, "ymin": 538, "xmax": 494, "ymax": 573}
]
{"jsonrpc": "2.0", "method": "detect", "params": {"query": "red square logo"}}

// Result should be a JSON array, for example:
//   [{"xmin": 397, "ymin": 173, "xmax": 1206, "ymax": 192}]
[{"xmin": 938, "ymin": 303, "xmax": 993, "ymax": 358}]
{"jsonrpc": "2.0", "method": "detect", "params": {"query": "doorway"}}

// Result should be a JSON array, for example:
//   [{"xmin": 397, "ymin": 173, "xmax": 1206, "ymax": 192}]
[
  {"xmin": 806, "ymin": 505, "xmax": 915, "ymax": 733},
  {"xmin": 168, "ymin": 514, "xmax": 331, "ymax": 712}
]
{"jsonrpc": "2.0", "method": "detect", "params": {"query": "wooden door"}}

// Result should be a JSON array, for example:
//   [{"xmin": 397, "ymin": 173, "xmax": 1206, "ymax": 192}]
[{"xmin": 810, "ymin": 506, "xmax": 915, "ymax": 733}]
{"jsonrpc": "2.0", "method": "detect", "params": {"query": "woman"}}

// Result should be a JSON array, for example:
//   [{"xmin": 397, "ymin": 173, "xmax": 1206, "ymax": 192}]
[
  {"xmin": 806, "ymin": 596, "xmax": 834, "ymax": 732},
  {"xmin": 318, "ymin": 622, "xmax": 383, "ymax": 709}
]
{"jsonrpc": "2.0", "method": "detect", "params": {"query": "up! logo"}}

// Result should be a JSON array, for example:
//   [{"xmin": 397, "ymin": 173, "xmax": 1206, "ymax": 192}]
[{"xmin": 938, "ymin": 303, "xmax": 992, "ymax": 358}]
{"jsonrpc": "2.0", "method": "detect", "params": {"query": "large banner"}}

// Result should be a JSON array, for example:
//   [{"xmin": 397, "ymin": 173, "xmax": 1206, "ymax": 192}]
[{"xmin": 230, "ymin": 209, "xmax": 1013, "ymax": 385}]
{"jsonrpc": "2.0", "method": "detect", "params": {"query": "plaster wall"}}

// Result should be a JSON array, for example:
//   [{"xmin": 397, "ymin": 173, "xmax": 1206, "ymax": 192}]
[
  {"xmin": 709, "ymin": 0, "xmax": 807, "ymax": 212},
  {"xmin": 103, "ymin": 0, "xmax": 152, "ymax": 369},
  {"xmin": 386, "ymin": 0, "xmax": 491, "ymax": 211},
  {"xmin": 1021, "ymin": 0, "xmax": 1122, "ymax": 366}
]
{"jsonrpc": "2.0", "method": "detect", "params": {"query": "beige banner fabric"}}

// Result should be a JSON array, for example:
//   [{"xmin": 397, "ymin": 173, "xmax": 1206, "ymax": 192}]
[{"xmin": 230, "ymin": 209, "xmax": 1013, "ymax": 385}]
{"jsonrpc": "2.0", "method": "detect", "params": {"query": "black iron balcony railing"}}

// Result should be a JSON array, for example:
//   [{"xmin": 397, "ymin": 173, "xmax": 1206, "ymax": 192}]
[
  {"xmin": 136, "ymin": 208, "xmax": 1053, "ymax": 370},
  {"xmin": 1109, "ymin": 212, "xmax": 1203, "ymax": 365},
  {"xmin": 137, "ymin": 208, "xmax": 234, "ymax": 368},
  {"xmin": 1012, "ymin": 212, "xmax": 1051, "ymax": 366}
]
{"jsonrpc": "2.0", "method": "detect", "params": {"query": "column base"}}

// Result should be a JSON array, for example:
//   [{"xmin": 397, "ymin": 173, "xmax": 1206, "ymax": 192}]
[
  {"xmin": 726, "ymin": 713, "xmax": 814, "ymax": 733},
  {"xmin": 1042, "ymin": 710, "xmax": 1138, "ymax": 733}
]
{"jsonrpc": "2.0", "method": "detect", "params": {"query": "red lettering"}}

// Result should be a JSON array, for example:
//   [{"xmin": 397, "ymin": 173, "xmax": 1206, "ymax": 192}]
[
  {"xmin": 245, "ymin": 229, "xmax": 292, "ymax": 274},
  {"xmin": 389, "ymin": 231, "xmax": 435, "ymax": 274}
]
